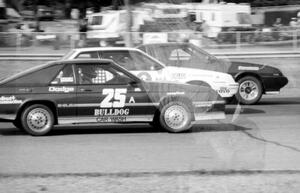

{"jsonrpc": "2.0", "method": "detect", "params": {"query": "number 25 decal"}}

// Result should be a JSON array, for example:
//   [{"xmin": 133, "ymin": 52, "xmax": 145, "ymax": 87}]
[{"xmin": 101, "ymin": 88, "xmax": 127, "ymax": 108}]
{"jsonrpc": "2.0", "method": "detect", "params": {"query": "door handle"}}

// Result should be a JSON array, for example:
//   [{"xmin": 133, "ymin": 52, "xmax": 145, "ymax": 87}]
[{"xmin": 80, "ymin": 88, "xmax": 92, "ymax": 92}]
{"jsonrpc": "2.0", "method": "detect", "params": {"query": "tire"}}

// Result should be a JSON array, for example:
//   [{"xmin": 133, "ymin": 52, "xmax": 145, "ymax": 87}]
[
  {"xmin": 21, "ymin": 104, "xmax": 54, "ymax": 136},
  {"xmin": 159, "ymin": 101, "xmax": 192, "ymax": 133},
  {"xmin": 235, "ymin": 76, "xmax": 263, "ymax": 105}
]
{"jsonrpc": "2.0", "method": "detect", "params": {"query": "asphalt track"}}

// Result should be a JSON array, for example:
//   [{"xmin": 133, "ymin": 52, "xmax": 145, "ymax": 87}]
[
  {"xmin": 0, "ymin": 57, "xmax": 299, "ymax": 192},
  {"xmin": 0, "ymin": 94, "xmax": 299, "ymax": 175},
  {"xmin": 0, "ymin": 56, "xmax": 299, "ymax": 175}
]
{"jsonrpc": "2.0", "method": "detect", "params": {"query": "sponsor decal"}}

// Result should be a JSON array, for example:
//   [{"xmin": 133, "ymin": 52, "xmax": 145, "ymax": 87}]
[
  {"xmin": 137, "ymin": 72, "xmax": 152, "ymax": 81},
  {"xmin": 101, "ymin": 88, "xmax": 127, "ymax": 108},
  {"xmin": 60, "ymin": 77, "xmax": 74, "ymax": 83},
  {"xmin": 94, "ymin": 108, "xmax": 130, "ymax": 116},
  {"xmin": 172, "ymin": 73, "xmax": 186, "ymax": 79},
  {"xmin": 238, "ymin": 66, "xmax": 259, "ymax": 71},
  {"xmin": 49, "ymin": 86, "xmax": 75, "ymax": 93},
  {"xmin": 96, "ymin": 116, "xmax": 126, "ymax": 122},
  {"xmin": 58, "ymin": 103, "xmax": 75, "ymax": 108},
  {"xmin": 218, "ymin": 87, "xmax": 230, "ymax": 94},
  {"xmin": 129, "ymin": 96, "xmax": 135, "ymax": 103},
  {"xmin": 0, "ymin": 96, "xmax": 22, "ymax": 104}
]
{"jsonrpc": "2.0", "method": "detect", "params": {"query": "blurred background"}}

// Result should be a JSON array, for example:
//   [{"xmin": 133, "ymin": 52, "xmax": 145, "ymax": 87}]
[{"xmin": 1, "ymin": 0, "xmax": 300, "ymax": 52}]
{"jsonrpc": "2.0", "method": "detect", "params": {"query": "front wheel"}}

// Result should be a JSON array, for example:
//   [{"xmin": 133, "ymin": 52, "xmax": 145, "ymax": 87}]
[
  {"xmin": 236, "ymin": 76, "xmax": 263, "ymax": 105},
  {"xmin": 21, "ymin": 104, "xmax": 54, "ymax": 136},
  {"xmin": 159, "ymin": 101, "xmax": 192, "ymax": 133}
]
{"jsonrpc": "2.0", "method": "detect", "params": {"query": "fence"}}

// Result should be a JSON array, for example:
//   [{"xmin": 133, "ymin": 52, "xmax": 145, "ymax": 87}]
[{"xmin": 1, "ymin": 29, "xmax": 300, "ymax": 53}]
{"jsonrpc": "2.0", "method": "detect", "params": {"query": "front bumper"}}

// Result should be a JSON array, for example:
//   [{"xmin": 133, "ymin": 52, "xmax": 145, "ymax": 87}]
[
  {"xmin": 213, "ymin": 83, "xmax": 239, "ymax": 98},
  {"xmin": 262, "ymin": 76, "xmax": 289, "ymax": 93},
  {"xmin": 192, "ymin": 100, "xmax": 225, "ymax": 123}
]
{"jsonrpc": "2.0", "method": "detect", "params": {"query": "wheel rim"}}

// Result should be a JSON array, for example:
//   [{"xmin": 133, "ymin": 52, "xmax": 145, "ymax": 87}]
[
  {"xmin": 26, "ymin": 108, "xmax": 52, "ymax": 133},
  {"xmin": 164, "ymin": 105, "xmax": 188, "ymax": 131},
  {"xmin": 239, "ymin": 80, "xmax": 259, "ymax": 101}
]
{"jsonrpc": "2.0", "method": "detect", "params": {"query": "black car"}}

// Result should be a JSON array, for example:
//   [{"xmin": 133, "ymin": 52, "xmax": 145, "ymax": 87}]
[
  {"xmin": 0, "ymin": 59, "xmax": 225, "ymax": 136},
  {"xmin": 137, "ymin": 42, "xmax": 289, "ymax": 105}
]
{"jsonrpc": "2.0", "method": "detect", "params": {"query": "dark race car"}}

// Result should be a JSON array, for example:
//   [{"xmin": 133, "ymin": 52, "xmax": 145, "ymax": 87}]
[
  {"xmin": 0, "ymin": 59, "xmax": 225, "ymax": 136},
  {"xmin": 137, "ymin": 42, "xmax": 289, "ymax": 105}
]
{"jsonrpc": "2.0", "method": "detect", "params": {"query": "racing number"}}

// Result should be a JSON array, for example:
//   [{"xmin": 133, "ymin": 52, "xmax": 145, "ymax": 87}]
[{"xmin": 100, "ymin": 88, "xmax": 127, "ymax": 108}]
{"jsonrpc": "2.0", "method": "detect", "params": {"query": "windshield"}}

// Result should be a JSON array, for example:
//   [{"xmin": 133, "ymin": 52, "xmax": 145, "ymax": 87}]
[
  {"xmin": 99, "ymin": 50, "xmax": 165, "ymax": 71},
  {"xmin": 142, "ymin": 44, "xmax": 230, "ymax": 73}
]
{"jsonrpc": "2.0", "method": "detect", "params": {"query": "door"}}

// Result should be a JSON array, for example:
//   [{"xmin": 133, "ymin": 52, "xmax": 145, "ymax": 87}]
[
  {"xmin": 75, "ymin": 62, "xmax": 156, "ymax": 124},
  {"xmin": 49, "ymin": 63, "xmax": 77, "ymax": 123}
]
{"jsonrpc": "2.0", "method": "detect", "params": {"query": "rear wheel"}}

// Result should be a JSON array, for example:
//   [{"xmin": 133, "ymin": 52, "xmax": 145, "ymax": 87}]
[
  {"xmin": 236, "ymin": 76, "xmax": 262, "ymax": 105},
  {"xmin": 159, "ymin": 101, "xmax": 192, "ymax": 133},
  {"xmin": 21, "ymin": 104, "xmax": 54, "ymax": 136}
]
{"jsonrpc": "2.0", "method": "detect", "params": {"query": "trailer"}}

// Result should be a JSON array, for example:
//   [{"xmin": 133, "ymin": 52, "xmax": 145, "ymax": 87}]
[{"xmin": 184, "ymin": 2, "xmax": 253, "ymax": 38}]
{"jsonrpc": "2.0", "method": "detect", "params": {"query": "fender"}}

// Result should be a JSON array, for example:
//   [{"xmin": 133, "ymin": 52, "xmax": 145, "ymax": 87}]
[
  {"xmin": 186, "ymin": 80, "xmax": 211, "ymax": 88},
  {"xmin": 16, "ymin": 99, "xmax": 58, "ymax": 124}
]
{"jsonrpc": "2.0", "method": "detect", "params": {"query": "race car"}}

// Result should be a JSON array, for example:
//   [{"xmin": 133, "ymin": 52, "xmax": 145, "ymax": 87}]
[
  {"xmin": 137, "ymin": 42, "xmax": 289, "ymax": 105},
  {"xmin": 0, "ymin": 59, "xmax": 225, "ymax": 136},
  {"xmin": 62, "ymin": 47, "xmax": 239, "ymax": 99}
]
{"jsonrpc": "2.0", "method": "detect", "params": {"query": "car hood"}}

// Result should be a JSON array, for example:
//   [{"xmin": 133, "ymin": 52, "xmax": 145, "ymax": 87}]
[
  {"xmin": 229, "ymin": 61, "xmax": 265, "ymax": 72},
  {"xmin": 228, "ymin": 61, "xmax": 283, "ymax": 75}
]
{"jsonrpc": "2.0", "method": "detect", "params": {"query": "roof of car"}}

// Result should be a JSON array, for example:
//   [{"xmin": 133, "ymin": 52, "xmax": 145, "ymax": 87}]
[
  {"xmin": 72, "ymin": 47, "xmax": 141, "ymax": 52},
  {"xmin": 0, "ymin": 59, "xmax": 140, "ymax": 85},
  {"xmin": 137, "ymin": 42, "xmax": 189, "ymax": 48},
  {"xmin": 59, "ymin": 59, "xmax": 114, "ymax": 64}
]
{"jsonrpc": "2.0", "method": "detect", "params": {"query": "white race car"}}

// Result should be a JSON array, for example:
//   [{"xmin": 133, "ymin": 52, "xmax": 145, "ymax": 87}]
[{"xmin": 62, "ymin": 47, "xmax": 238, "ymax": 98}]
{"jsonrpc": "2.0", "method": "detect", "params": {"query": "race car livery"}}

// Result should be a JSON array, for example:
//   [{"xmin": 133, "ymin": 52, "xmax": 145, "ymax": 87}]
[
  {"xmin": 0, "ymin": 59, "xmax": 225, "ymax": 136},
  {"xmin": 62, "ymin": 47, "xmax": 238, "ymax": 99},
  {"xmin": 137, "ymin": 42, "xmax": 289, "ymax": 104}
]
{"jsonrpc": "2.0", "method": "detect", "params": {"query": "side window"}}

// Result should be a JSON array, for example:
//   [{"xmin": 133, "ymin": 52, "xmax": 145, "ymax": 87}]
[
  {"xmin": 51, "ymin": 64, "xmax": 75, "ymax": 85},
  {"xmin": 169, "ymin": 49, "xmax": 191, "ymax": 61},
  {"xmin": 76, "ymin": 52, "xmax": 99, "ymax": 59},
  {"xmin": 100, "ymin": 51, "xmax": 163, "ymax": 71},
  {"xmin": 101, "ymin": 51, "xmax": 137, "ymax": 71},
  {"xmin": 77, "ymin": 64, "xmax": 115, "ymax": 85},
  {"xmin": 130, "ymin": 51, "xmax": 162, "ymax": 70}
]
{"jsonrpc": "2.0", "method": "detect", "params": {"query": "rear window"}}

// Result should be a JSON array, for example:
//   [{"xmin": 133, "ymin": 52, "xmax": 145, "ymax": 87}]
[{"xmin": 4, "ymin": 64, "xmax": 63, "ymax": 87}]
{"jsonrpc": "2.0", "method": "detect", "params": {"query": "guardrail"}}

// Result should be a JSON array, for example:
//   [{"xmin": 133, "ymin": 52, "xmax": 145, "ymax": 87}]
[
  {"xmin": 1, "ymin": 29, "xmax": 300, "ymax": 51},
  {"xmin": 0, "ymin": 54, "xmax": 62, "ymax": 61},
  {"xmin": 1, "ymin": 51, "xmax": 300, "ymax": 61},
  {"xmin": 214, "ymin": 51, "xmax": 300, "ymax": 59}
]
